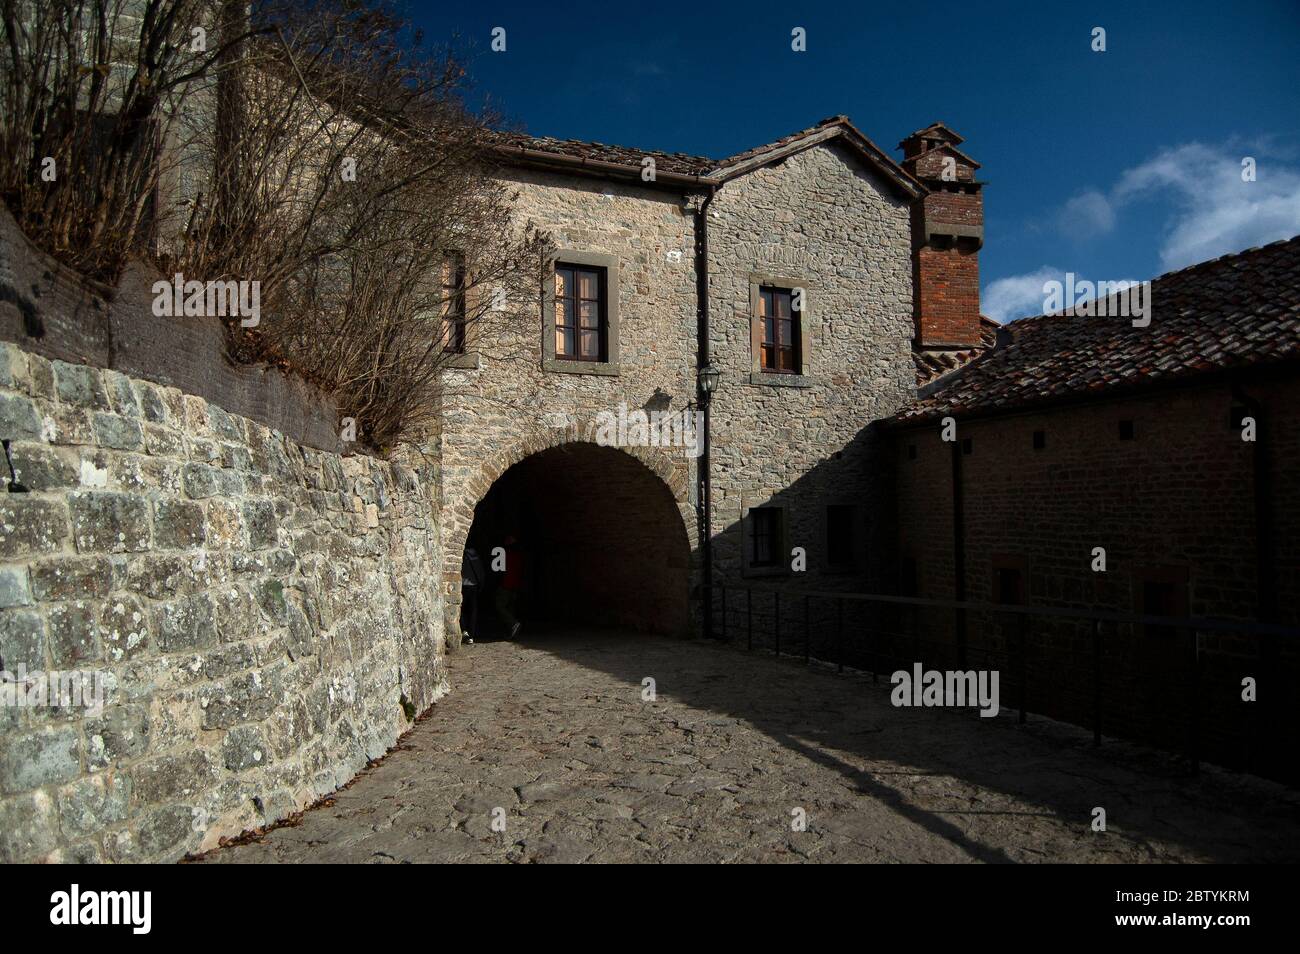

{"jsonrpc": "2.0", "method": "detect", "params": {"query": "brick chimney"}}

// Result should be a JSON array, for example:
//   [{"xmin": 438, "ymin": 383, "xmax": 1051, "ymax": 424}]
[{"xmin": 899, "ymin": 123, "xmax": 984, "ymax": 349}]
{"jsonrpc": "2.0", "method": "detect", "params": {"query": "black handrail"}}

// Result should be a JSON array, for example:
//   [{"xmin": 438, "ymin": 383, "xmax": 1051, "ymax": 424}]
[{"xmin": 713, "ymin": 582, "xmax": 1300, "ymax": 782}]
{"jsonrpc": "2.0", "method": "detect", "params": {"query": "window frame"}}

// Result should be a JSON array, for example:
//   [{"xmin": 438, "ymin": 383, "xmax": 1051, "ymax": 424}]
[
  {"xmin": 750, "ymin": 507, "xmax": 780, "ymax": 567},
  {"xmin": 748, "ymin": 273, "xmax": 813, "ymax": 387},
  {"xmin": 742, "ymin": 504, "xmax": 788, "ymax": 577},
  {"xmin": 553, "ymin": 263, "xmax": 606, "ymax": 362},
  {"xmin": 442, "ymin": 252, "xmax": 468, "ymax": 356},
  {"xmin": 542, "ymin": 250, "xmax": 620, "ymax": 375},
  {"xmin": 824, "ymin": 503, "xmax": 858, "ymax": 572},
  {"xmin": 758, "ymin": 286, "xmax": 800, "ymax": 374}
]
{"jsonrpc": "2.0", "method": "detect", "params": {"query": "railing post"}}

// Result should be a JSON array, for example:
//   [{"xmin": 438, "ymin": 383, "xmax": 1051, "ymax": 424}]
[
  {"xmin": 774, "ymin": 591, "xmax": 781, "ymax": 658},
  {"xmin": 1189, "ymin": 626, "xmax": 1201, "ymax": 776},
  {"xmin": 746, "ymin": 588, "xmax": 753, "ymax": 652},
  {"xmin": 804, "ymin": 594, "xmax": 811, "ymax": 664},
  {"xmin": 1017, "ymin": 611, "xmax": 1028, "ymax": 724},
  {"xmin": 1092, "ymin": 618, "xmax": 1102, "ymax": 746},
  {"xmin": 837, "ymin": 597, "xmax": 844, "ymax": 674},
  {"xmin": 718, "ymin": 585, "xmax": 726, "ymax": 641}
]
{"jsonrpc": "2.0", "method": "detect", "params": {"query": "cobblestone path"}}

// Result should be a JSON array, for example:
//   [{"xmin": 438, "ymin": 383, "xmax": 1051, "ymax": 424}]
[{"xmin": 200, "ymin": 631, "xmax": 1300, "ymax": 863}]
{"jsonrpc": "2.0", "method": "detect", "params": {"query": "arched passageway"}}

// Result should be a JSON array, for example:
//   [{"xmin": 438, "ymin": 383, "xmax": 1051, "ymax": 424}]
[{"xmin": 459, "ymin": 442, "xmax": 691, "ymax": 638}]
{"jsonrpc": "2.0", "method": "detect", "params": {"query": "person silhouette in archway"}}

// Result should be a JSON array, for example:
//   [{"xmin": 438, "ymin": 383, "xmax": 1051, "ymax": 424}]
[{"xmin": 495, "ymin": 534, "xmax": 524, "ymax": 638}]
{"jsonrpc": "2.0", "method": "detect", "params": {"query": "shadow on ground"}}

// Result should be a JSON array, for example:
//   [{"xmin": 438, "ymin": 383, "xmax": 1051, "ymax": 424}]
[
  {"xmin": 201, "ymin": 628, "xmax": 1300, "ymax": 863},
  {"xmin": 520, "ymin": 627, "xmax": 1300, "ymax": 863}
]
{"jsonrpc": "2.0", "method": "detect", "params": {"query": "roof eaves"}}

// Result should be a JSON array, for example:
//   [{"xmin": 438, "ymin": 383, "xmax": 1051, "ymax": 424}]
[
  {"xmin": 709, "ymin": 119, "xmax": 924, "ymax": 199},
  {"xmin": 487, "ymin": 141, "xmax": 713, "ymax": 189}
]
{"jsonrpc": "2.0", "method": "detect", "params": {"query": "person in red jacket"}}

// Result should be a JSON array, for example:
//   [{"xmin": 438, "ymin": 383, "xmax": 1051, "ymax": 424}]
[{"xmin": 495, "ymin": 535, "xmax": 524, "ymax": 638}]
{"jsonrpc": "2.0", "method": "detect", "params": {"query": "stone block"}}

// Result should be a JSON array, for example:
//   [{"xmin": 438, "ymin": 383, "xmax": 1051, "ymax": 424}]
[{"xmin": 69, "ymin": 491, "xmax": 150, "ymax": 552}]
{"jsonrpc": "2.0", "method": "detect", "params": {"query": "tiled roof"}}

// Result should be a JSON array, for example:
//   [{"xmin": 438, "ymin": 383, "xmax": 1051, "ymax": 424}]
[
  {"xmin": 489, "ymin": 116, "xmax": 921, "ymax": 195},
  {"xmin": 490, "ymin": 130, "xmax": 716, "ymax": 177},
  {"xmin": 895, "ymin": 235, "xmax": 1300, "ymax": 424},
  {"xmin": 709, "ymin": 115, "xmax": 850, "ymax": 171},
  {"xmin": 913, "ymin": 318, "xmax": 1001, "ymax": 387}
]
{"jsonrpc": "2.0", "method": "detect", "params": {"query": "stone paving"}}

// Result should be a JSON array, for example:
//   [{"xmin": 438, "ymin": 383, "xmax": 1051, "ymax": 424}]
[{"xmin": 198, "ymin": 630, "xmax": 1300, "ymax": 863}]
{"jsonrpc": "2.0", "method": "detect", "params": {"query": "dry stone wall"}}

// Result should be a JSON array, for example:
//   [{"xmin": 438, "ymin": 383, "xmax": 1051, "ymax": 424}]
[{"xmin": 0, "ymin": 342, "xmax": 445, "ymax": 863}]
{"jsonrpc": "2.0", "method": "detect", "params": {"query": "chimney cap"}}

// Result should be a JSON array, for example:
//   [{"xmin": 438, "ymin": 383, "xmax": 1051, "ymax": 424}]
[{"xmin": 898, "ymin": 122, "xmax": 965, "ymax": 149}]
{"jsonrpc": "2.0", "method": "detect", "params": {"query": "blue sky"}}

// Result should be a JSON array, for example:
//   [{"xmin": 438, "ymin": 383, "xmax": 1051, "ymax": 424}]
[{"xmin": 413, "ymin": 0, "xmax": 1300, "ymax": 323}]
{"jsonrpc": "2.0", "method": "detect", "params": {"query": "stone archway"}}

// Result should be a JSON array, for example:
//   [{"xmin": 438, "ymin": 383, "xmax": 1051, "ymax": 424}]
[{"xmin": 442, "ymin": 431, "xmax": 696, "ymax": 643}]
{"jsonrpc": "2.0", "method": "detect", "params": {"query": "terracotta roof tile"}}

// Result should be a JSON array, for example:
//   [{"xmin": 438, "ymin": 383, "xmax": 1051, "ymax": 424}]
[
  {"xmin": 913, "ymin": 318, "xmax": 1000, "ymax": 386},
  {"xmin": 488, "ymin": 115, "xmax": 921, "ymax": 196},
  {"xmin": 489, "ymin": 130, "xmax": 715, "ymax": 177}
]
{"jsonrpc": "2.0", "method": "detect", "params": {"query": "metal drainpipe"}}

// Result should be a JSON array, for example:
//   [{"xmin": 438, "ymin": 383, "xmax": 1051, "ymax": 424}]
[
  {"xmin": 695, "ymin": 186, "xmax": 718, "ymax": 639},
  {"xmin": 1231, "ymin": 379, "xmax": 1277, "ymax": 774},
  {"xmin": 1231, "ymin": 381, "xmax": 1276, "ymax": 620},
  {"xmin": 951, "ymin": 437, "xmax": 967, "ymax": 667}
]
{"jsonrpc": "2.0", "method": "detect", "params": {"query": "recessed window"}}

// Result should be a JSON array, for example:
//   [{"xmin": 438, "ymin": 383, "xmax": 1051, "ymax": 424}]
[
  {"xmin": 1032, "ymin": 430, "xmax": 1046, "ymax": 450},
  {"xmin": 826, "ymin": 505, "xmax": 855, "ymax": 568},
  {"xmin": 749, "ymin": 507, "xmax": 782, "ymax": 568},
  {"xmin": 554, "ymin": 264, "xmax": 607, "ymax": 362},
  {"xmin": 995, "ymin": 566, "xmax": 1023, "ymax": 605},
  {"xmin": 759, "ymin": 286, "xmax": 800, "ymax": 373},
  {"xmin": 899, "ymin": 556, "xmax": 918, "ymax": 596},
  {"xmin": 1139, "ymin": 577, "xmax": 1186, "ymax": 640},
  {"xmin": 908, "ymin": 444, "xmax": 917, "ymax": 460},
  {"xmin": 442, "ymin": 252, "xmax": 467, "ymax": 354},
  {"xmin": 1118, "ymin": 419, "xmax": 1135, "ymax": 441}
]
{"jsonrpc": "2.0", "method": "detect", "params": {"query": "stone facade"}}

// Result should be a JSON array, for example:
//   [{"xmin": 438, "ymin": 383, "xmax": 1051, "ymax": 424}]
[
  {"xmin": 437, "ymin": 166, "xmax": 701, "ymax": 638},
  {"xmin": 0, "ymin": 342, "xmax": 445, "ymax": 863},
  {"xmin": 706, "ymin": 142, "xmax": 915, "ymax": 595},
  {"xmin": 438, "ymin": 137, "xmax": 919, "ymax": 639}
]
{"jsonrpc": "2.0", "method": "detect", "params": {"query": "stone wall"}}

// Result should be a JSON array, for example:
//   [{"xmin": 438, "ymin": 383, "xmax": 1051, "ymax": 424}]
[
  {"xmin": 0, "ymin": 208, "xmax": 341, "ymax": 451},
  {"xmin": 439, "ymin": 144, "xmax": 918, "ymax": 638},
  {"xmin": 438, "ymin": 167, "xmax": 700, "ymax": 637},
  {"xmin": 0, "ymin": 343, "xmax": 445, "ymax": 862},
  {"xmin": 707, "ymin": 141, "xmax": 916, "ymax": 595}
]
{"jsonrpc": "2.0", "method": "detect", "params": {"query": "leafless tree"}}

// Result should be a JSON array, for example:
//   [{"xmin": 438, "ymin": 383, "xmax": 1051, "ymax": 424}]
[{"xmin": 3, "ymin": 0, "xmax": 550, "ymax": 450}]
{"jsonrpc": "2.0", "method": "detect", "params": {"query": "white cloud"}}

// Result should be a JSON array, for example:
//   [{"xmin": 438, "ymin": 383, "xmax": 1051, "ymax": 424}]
[
  {"xmin": 1058, "ymin": 189, "xmax": 1115, "ymax": 237},
  {"xmin": 982, "ymin": 266, "xmax": 1064, "ymax": 324},
  {"xmin": 990, "ymin": 141, "xmax": 1300, "ymax": 323},
  {"xmin": 1055, "ymin": 140, "xmax": 1300, "ymax": 270},
  {"xmin": 1114, "ymin": 142, "xmax": 1300, "ymax": 269}
]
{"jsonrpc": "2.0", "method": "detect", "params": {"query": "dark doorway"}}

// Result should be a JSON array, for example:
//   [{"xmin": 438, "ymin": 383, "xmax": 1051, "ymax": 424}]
[{"xmin": 460, "ymin": 443, "xmax": 690, "ymax": 638}]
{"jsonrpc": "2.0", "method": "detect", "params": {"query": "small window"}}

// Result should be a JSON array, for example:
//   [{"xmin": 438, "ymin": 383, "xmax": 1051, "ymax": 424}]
[
  {"xmin": 826, "ymin": 505, "xmax": 855, "ymax": 568},
  {"xmin": 758, "ymin": 286, "xmax": 800, "ymax": 373},
  {"xmin": 1139, "ymin": 579, "xmax": 1184, "ymax": 640},
  {"xmin": 899, "ymin": 556, "xmax": 919, "ymax": 596},
  {"xmin": 555, "ymin": 264, "xmax": 606, "ymax": 361},
  {"xmin": 1032, "ymin": 430, "xmax": 1045, "ymax": 450},
  {"xmin": 908, "ymin": 444, "xmax": 917, "ymax": 460},
  {"xmin": 995, "ymin": 566, "xmax": 1023, "ymax": 605},
  {"xmin": 748, "ymin": 507, "xmax": 782, "ymax": 568},
  {"xmin": 442, "ymin": 253, "xmax": 468, "ymax": 354},
  {"xmin": 1118, "ymin": 419, "xmax": 1135, "ymax": 441}
]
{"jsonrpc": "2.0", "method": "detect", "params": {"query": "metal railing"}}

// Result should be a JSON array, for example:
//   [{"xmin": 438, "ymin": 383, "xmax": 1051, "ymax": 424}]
[{"xmin": 712, "ymin": 583, "xmax": 1300, "ymax": 781}]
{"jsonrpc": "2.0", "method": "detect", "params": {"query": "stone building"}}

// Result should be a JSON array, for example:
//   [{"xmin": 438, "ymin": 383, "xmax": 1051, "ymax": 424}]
[
  {"xmin": 888, "ymin": 237, "xmax": 1300, "ymax": 779},
  {"xmin": 437, "ymin": 117, "xmax": 978, "ymax": 642}
]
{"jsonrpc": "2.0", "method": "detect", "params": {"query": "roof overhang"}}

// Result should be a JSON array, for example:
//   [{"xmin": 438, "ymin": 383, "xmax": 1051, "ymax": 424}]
[{"xmin": 487, "ymin": 118, "xmax": 927, "ymax": 200}]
